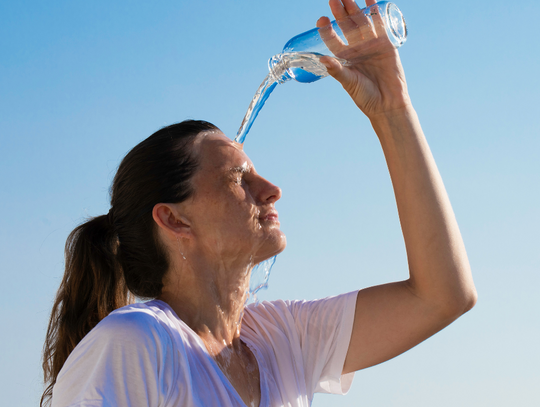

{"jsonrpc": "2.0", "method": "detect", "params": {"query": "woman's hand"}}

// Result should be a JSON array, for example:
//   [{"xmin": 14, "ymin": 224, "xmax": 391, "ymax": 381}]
[{"xmin": 318, "ymin": 0, "xmax": 411, "ymax": 118}]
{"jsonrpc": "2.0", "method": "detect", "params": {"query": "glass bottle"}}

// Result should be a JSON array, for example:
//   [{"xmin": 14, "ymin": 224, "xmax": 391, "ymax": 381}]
[
  {"xmin": 269, "ymin": 1, "xmax": 407, "ymax": 84},
  {"xmin": 235, "ymin": 1, "xmax": 407, "ymax": 144}
]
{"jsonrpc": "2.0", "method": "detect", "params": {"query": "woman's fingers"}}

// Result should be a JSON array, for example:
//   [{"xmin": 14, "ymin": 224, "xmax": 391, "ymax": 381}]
[
  {"xmin": 324, "ymin": 0, "xmax": 381, "ymax": 59},
  {"xmin": 336, "ymin": 16, "xmax": 364, "ymax": 45},
  {"xmin": 317, "ymin": 17, "xmax": 347, "ymax": 55},
  {"xmin": 370, "ymin": 3, "xmax": 388, "ymax": 39},
  {"xmin": 319, "ymin": 0, "xmax": 394, "ymax": 60},
  {"xmin": 342, "ymin": 0, "xmax": 362, "ymax": 14},
  {"xmin": 328, "ymin": 0, "xmax": 349, "ymax": 20},
  {"xmin": 349, "ymin": 10, "xmax": 376, "ymax": 40},
  {"xmin": 330, "ymin": 0, "xmax": 364, "ymax": 46}
]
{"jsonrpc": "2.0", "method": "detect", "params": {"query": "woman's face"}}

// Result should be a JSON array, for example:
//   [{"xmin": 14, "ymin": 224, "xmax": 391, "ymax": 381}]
[{"xmin": 181, "ymin": 132, "xmax": 286, "ymax": 265}]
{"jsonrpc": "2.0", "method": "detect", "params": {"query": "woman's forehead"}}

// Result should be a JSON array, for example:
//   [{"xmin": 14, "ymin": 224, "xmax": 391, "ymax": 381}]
[{"xmin": 196, "ymin": 132, "xmax": 251, "ymax": 169}]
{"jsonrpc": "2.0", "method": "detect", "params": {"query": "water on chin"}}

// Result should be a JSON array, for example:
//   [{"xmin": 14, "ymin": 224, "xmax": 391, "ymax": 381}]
[{"xmin": 246, "ymin": 255, "xmax": 276, "ymax": 305}]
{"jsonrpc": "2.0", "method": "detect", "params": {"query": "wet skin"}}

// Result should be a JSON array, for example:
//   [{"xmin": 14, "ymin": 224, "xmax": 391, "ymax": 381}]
[
  {"xmin": 185, "ymin": 132, "xmax": 286, "ymax": 268},
  {"xmin": 153, "ymin": 132, "xmax": 286, "ymax": 407}
]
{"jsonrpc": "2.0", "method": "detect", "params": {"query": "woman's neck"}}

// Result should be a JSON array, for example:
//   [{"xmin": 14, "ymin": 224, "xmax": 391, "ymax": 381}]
[
  {"xmin": 158, "ymin": 256, "xmax": 262, "ymax": 407},
  {"xmin": 158, "ymin": 254, "xmax": 254, "ymax": 352}
]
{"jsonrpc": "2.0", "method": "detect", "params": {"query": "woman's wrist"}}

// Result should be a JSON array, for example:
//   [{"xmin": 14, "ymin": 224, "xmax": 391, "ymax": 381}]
[
  {"xmin": 368, "ymin": 104, "xmax": 419, "ymax": 141},
  {"xmin": 368, "ymin": 100, "xmax": 414, "ymax": 120}
]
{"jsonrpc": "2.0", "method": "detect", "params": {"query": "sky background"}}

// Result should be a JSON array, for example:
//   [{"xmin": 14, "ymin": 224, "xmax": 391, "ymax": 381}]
[{"xmin": 1, "ymin": 0, "xmax": 539, "ymax": 406}]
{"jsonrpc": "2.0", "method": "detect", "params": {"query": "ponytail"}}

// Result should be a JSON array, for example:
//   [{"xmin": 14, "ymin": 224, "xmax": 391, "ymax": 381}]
[{"xmin": 41, "ymin": 214, "xmax": 131, "ymax": 407}]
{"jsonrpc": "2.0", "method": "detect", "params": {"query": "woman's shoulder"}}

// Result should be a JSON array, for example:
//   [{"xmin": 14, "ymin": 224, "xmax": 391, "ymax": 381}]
[
  {"xmin": 81, "ymin": 300, "xmax": 178, "ymax": 349},
  {"xmin": 241, "ymin": 291, "xmax": 358, "ymax": 349},
  {"xmin": 242, "ymin": 298, "xmax": 301, "ymax": 338},
  {"xmin": 54, "ymin": 301, "xmax": 182, "ymax": 405},
  {"xmin": 244, "ymin": 291, "xmax": 358, "ymax": 325}
]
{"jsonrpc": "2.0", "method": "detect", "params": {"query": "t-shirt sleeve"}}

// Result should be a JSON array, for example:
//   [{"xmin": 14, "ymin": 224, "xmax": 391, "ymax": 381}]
[
  {"xmin": 286, "ymin": 290, "xmax": 358, "ymax": 396},
  {"xmin": 51, "ymin": 309, "xmax": 177, "ymax": 407}
]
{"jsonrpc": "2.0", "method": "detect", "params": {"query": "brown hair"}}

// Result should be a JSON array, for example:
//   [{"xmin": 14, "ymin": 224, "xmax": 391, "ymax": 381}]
[{"xmin": 41, "ymin": 120, "xmax": 219, "ymax": 406}]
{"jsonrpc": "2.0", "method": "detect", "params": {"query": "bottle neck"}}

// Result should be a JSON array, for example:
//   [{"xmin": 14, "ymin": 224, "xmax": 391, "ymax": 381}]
[{"xmin": 268, "ymin": 54, "xmax": 292, "ymax": 84}]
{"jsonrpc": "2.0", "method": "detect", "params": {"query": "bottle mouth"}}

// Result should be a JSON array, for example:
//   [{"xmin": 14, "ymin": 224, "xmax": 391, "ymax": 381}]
[
  {"xmin": 268, "ymin": 54, "xmax": 292, "ymax": 84},
  {"xmin": 384, "ymin": 2, "xmax": 407, "ymax": 47}
]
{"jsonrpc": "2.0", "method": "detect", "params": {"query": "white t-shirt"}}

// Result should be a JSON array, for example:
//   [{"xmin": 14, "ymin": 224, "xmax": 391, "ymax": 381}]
[{"xmin": 52, "ymin": 291, "xmax": 358, "ymax": 407}]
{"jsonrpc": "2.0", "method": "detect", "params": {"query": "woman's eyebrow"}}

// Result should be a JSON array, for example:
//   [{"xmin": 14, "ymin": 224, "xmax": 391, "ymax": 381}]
[{"xmin": 228, "ymin": 164, "xmax": 251, "ymax": 174}]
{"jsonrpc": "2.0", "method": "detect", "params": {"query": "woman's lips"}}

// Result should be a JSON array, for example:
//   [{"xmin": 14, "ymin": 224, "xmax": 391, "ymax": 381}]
[{"xmin": 260, "ymin": 211, "xmax": 279, "ymax": 222}]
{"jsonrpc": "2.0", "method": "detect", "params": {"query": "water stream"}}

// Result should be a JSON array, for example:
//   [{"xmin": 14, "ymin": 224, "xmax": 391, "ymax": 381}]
[
  {"xmin": 239, "ymin": 52, "xmax": 341, "ymax": 303},
  {"xmin": 235, "ymin": 52, "xmax": 345, "ymax": 144}
]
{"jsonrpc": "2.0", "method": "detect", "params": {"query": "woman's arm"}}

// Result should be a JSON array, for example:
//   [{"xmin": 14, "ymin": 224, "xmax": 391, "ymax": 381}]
[
  {"xmin": 343, "ymin": 106, "xmax": 477, "ymax": 373},
  {"xmin": 318, "ymin": 0, "xmax": 477, "ymax": 373}
]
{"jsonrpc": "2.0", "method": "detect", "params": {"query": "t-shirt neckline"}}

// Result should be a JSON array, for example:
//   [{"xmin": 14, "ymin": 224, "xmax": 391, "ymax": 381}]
[{"xmin": 148, "ymin": 299, "xmax": 269, "ymax": 407}]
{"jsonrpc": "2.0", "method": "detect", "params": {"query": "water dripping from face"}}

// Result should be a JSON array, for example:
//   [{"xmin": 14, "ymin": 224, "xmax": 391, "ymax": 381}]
[{"xmin": 247, "ymin": 255, "xmax": 277, "ymax": 305}]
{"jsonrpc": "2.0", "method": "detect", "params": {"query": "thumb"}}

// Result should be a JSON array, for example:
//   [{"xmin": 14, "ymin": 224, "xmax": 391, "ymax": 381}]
[{"xmin": 320, "ymin": 56, "xmax": 352, "ymax": 87}]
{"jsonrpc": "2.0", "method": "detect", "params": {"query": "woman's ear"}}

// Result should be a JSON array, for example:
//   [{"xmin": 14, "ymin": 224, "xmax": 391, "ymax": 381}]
[{"xmin": 152, "ymin": 203, "xmax": 192, "ymax": 240}]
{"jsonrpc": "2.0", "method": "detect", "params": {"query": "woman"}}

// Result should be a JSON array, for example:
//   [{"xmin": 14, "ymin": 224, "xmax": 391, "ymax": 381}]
[{"xmin": 42, "ymin": 0, "xmax": 477, "ymax": 406}]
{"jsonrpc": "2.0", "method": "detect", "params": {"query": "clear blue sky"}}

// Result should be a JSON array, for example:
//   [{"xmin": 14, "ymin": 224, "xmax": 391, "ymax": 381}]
[{"xmin": 1, "ymin": 0, "xmax": 539, "ymax": 405}]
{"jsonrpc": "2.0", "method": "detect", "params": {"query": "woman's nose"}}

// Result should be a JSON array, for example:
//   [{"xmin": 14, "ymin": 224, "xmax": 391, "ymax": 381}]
[{"xmin": 258, "ymin": 177, "xmax": 282, "ymax": 204}]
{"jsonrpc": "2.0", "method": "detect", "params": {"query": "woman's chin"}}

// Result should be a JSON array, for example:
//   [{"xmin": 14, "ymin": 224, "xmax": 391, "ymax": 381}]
[{"xmin": 253, "ymin": 233, "xmax": 287, "ymax": 264}]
